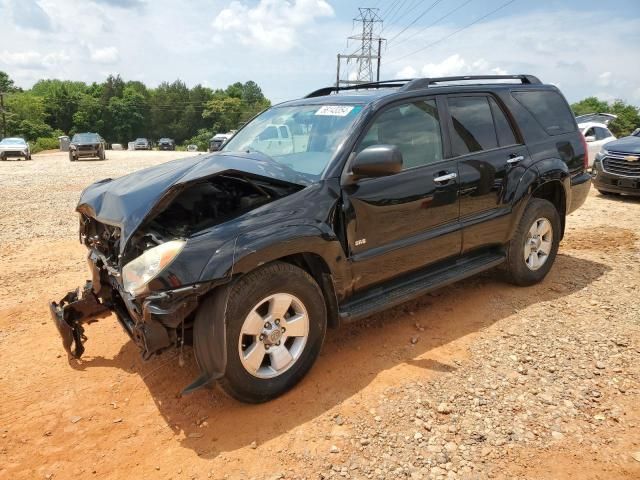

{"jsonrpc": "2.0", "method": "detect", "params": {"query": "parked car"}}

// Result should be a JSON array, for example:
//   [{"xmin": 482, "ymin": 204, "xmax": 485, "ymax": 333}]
[
  {"xmin": 69, "ymin": 133, "xmax": 106, "ymax": 161},
  {"xmin": 592, "ymin": 130, "xmax": 640, "ymax": 197},
  {"xmin": 134, "ymin": 138, "xmax": 151, "ymax": 150},
  {"xmin": 51, "ymin": 75, "xmax": 590, "ymax": 403},
  {"xmin": 208, "ymin": 133, "xmax": 233, "ymax": 152},
  {"xmin": 576, "ymin": 113, "xmax": 617, "ymax": 167},
  {"xmin": 158, "ymin": 138, "xmax": 175, "ymax": 151},
  {"xmin": 0, "ymin": 137, "xmax": 31, "ymax": 160}
]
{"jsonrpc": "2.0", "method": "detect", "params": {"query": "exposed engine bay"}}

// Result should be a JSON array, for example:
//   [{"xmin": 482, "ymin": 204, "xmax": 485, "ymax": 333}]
[{"xmin": 53, "ymin": 172, "xmax": 302, "ymax": 369}]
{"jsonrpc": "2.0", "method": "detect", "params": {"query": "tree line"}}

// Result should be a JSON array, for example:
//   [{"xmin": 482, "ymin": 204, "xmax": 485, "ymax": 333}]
[
  {"xmin": 0, "ymin": 71, "xmax": 270, "ymax": 151},
  {"xmin": 1, "ymin": 70, "xmax": 639, "ymax": 153}
]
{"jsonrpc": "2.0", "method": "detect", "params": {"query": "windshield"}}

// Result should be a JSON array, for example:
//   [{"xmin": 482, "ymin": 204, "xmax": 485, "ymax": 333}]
[
  {"xmin": 72, "ymin": 133, "xmax": 100, "ymax": 143},
  {"xmin": 0, "ymin": 138, "xmax": 26, "ymax": 145},
  {"xmin": 221, "ymin": 103, "xmax": 364, "ymax": 179}
]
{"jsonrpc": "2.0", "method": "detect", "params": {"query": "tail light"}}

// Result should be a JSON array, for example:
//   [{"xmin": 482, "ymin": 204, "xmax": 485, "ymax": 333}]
[{"xmin": 580, "ymin": 134, "xmax": 589, "ymax": 170}]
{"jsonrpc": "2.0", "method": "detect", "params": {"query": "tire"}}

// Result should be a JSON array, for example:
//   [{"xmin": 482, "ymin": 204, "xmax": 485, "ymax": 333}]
[
  {"xmin": 99, "ymin": 148, "xmax": 106, "ymax": 161},
  {"xmin": 598, "ymin": 190, "xmax": 618, "ymax": 197},
  {"xmin": 196, "ymin": 262, "xmax": 327, "ymax": 403},
  {"xmin": 69, "ymin": 151, "xmax": 76, "ymax": 162},
  {"xmin": 504, "ymin": 198, "xmax": 561, "ymax": 286}
]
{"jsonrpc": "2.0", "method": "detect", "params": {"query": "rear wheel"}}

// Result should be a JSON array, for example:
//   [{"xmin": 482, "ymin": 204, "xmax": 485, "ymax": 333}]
[
  {"xmin": 504, "ymin": 199, "xmax": 561, "ymax": 286},
  {"xmin": 196, "ymin": 262, "xmax": 327, "ymax": 403}
]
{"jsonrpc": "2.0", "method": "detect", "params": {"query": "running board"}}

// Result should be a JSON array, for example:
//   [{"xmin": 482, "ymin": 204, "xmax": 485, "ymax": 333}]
[{"xmin": 339, "ymin": 251, "xmax": 505, "ymax": 322}]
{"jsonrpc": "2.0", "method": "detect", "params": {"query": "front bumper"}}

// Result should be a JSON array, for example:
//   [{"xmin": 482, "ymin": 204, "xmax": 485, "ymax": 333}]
[
  {"xmin": 50, "ymin": 249, "xmax": 206, "ymax": 359},
  {"xmin": 49, "ymin": 281, "xmax": 111, "ymax": 358},
  {"xmin": 592, "ymin": 162, "xmax": 640, "ymax": 196},
  {"xmin": 0, "ymin": 149, "xmax": 28, "ymax": 158}
]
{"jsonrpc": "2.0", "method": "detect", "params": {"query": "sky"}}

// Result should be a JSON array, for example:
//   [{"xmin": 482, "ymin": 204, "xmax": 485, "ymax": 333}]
[{"xmin": 1, "ymin": 0, "xmax": 639, "ymax": 105}]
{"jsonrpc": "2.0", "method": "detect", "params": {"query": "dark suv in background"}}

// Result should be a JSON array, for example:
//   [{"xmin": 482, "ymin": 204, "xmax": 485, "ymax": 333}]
[
  {"xmin": 158, "ymin": 138, "xmax": 176, "ymax": 151},
  {"xmin": 51, "ymin": 75, "xmax": 590, "ymax": 403},
  {"xmin": 69, "ymin": 133, "xmax": 106, "ymax": 161},
  {"xmin": 592, "ymin": 128, "xmax": 640, "ymax": 196}
]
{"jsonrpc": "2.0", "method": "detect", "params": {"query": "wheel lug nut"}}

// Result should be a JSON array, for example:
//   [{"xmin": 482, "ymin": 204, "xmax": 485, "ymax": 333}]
[
  {"xmin": 275, "ymin": 319, "xmax": 280, "ymax": 325},
  {"xmin": 259, "ymin": 334, "xmax": 264, "ymax": 341},
  {"xmin": 281, "ymin": 327, "xmax": 286, "ymax": 333},
  {"xmin": 264, "ymin": 322, "xmax": 271, "ymax": 329},
  {"xmin": 276, "ymin": 341, "xmax": 281, "ymax": 346}
]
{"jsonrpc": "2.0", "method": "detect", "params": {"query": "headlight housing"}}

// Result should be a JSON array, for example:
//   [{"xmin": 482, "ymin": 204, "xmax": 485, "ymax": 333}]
[{"xmin": 122, "ymin": 240, "xmax": 186, "ymax": 296}]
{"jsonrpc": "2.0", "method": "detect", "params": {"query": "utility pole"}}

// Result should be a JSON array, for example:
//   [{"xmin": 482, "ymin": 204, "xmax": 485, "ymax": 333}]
[
  {"xmin": 336, "ymin": 8, "xmax": 385, "ymax": 87},
  {"xmin": 0, "ymin": 92, "xmax": 6, "ymax": 138}
]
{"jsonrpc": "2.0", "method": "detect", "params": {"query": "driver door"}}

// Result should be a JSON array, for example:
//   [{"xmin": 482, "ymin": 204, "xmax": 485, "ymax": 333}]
[{"xmin": 341, "ymin": 98, "xmax": 461, "ymax": 291}]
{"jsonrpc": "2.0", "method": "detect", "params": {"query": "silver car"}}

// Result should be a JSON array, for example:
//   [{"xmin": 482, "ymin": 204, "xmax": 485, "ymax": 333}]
[{"xmin": 0, "ymin": 137, "xmax": 31, "ymax": 161}]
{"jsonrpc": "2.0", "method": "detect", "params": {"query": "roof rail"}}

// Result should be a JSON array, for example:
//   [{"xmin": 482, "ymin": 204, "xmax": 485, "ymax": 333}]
[
  {"xmin": 400, "ymin": 74, "xmax": 541, "ymax": 92},
  {"xmin": 304, "ymin": 74, "xmax": 542, "ymax": 98},
  {"xmin": 304, "ymin": 79, "xmax": 413, "ymax": 98}
]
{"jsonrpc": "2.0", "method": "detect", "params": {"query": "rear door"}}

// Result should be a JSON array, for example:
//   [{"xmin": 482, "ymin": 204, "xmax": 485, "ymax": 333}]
[
  {"xmin": 445, "ymin": 93, "xmax": 530, "ymax": 252},
  {"xmin": 342, "ymin": 97, "xmax": 461, "ymax": 291}
]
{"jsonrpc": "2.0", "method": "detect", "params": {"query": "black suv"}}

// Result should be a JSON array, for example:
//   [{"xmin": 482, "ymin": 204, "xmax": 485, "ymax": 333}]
[
  {"xmin": 592, "ymin": 129, "xmax": 640, "ymax": 196},
  {"xmin": 51, "ymin": 75, "xmax": 590, "ymax": 403},
  {"xmin": 158, "ymin": 138, "xmax": 176, "ymax": 151},
  {"xmin": 69, "ymin": 133, "xmax": 106, "ymax": 161}
]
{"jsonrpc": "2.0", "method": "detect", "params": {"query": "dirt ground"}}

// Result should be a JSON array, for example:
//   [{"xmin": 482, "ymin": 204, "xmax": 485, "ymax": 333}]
[{"xmin": 0, "ymin": 151, "xmax": 638, "ymax": 480}]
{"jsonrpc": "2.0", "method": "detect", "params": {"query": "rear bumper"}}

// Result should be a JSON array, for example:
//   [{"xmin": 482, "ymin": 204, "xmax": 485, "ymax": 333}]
[
  {"xmin": 592, "ymin": 163, "xmax": 640, "ymax": 196},
  {"xmin": 568, "ymin": 171, "xmax": 591, "ymax": 213}
]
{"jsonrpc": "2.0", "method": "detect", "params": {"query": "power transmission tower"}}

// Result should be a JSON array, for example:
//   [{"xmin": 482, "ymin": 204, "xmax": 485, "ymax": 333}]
[{"xmin": 336, "ymin": 8, "xmax": 385, "ymax": 87}]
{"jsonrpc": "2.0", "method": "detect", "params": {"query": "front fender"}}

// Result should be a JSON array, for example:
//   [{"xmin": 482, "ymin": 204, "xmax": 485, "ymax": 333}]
[{"xmin": 198, "ymin": 222, "xmax": 348, "ymax": 294}]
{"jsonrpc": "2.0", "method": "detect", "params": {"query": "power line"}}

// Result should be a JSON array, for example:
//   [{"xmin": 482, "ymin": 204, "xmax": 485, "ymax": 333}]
[
  {"xmin": 381, "ymin": 0, "xmax": 426, "ymax": 35},
  {"xmin": 390, "ymin": 0, "xmax": 475, "ymax": 48},
  {"xmin": 383, "ymin": 0, "xmax": 410, "ymax": 28},
  {"xmin": 386, "ymin": 0, "xmax": 518, "ymax": 65},
  {"xmin": 387, "ymin": 0, "xmax": 446, "ymax": 44}
]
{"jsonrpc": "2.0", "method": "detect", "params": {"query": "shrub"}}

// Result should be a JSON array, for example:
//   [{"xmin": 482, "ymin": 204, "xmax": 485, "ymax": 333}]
[{"xmin": 31, "ymin": 137, "xmax": 61, "ymax": 153}]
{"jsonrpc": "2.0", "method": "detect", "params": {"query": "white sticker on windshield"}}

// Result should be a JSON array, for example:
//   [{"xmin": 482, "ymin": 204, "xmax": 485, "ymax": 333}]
[{"xmin": 315, "ymin": 105, "xmax": 354, "ymax": 117}]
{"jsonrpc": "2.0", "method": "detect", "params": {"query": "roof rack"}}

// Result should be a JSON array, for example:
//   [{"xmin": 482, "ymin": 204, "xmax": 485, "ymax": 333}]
[{"xmin": 304, "ymin": 74, "xmax": 541, "ymax": 98}]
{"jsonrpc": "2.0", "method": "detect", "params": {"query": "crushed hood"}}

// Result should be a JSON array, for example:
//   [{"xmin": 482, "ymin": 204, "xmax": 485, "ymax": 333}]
[
  {"xmin": 76, "ymin": 152, "xmax": 309, "ymax": 250},
  {"xmin": 605, "ymin": 136, "xmax": 640, "ymax": 155}
]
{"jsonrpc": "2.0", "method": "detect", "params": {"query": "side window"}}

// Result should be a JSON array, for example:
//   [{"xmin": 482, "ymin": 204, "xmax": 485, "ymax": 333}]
[
  {"xmin": 584, "ymin": 127, "xmax": 595, "ymax": 138},
  {"xmin": 357, "ymin": 100, "xmax": 443, "ymax": 170},
  {"xmin": 279, "ymin": 126, "xmax": 290, "ymax": 138},
  {"xmin": 512, "ymin": 90, "xmax": 576, "ymax": 136},
  {"xmin": 448, "ymin": 96, "xmax": 498, "ymax": 155},
  {"xmin": 489, "ymin": 97, "xmax": 517, "ymax": 146},
  {"xmin": 595, "ymin": 127, "xmax": 610, "ymax": 140}
]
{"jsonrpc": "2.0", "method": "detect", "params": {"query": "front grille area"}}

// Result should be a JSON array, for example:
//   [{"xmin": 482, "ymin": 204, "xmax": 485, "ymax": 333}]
[
  {"xmin": 603, "ymin": 151, "xmax": 640, "ymax": 177},
  {"xmin": 78, "ymin": 145, "xmax": 95, "ymax": 151}
]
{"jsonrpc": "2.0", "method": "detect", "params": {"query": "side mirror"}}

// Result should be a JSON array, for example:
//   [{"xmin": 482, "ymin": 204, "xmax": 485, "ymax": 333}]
[
  {"xmin": 351, "ymin": 145, "xmax": 403, "ymax": 179},
  {"xmin": 585, "ymin": 135, "xmax": 596, "ymax": 143}
]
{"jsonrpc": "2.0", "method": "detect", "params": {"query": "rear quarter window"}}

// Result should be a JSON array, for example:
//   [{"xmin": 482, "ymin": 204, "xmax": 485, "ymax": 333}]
[{"xmin": 511, "ymin": 90, "xmax": 576, "ymax": 136}]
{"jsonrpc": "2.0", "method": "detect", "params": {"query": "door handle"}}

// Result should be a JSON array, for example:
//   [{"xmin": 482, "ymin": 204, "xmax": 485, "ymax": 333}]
[
  {"xmin": 433, "ymin": 172, "xmax": 457, "ymax": 183},
  {"xmin": 507, "ymin": 155, "xmax": 524, "ymax": 165}
]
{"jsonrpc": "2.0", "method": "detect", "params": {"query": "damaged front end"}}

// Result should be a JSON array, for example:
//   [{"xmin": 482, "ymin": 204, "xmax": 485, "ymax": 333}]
[{"xmin": 50, "ymin": 156, "xmax": 305, "ymax": 388}]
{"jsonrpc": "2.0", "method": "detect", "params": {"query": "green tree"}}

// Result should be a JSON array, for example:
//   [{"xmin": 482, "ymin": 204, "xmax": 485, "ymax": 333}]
[
  {"xmin": 0, "ymin": 71, "xmax": 21, "ymax": 93},
  {"xmin": 4, "ymin": 92, "xmax": 51, "ymax": 140}
]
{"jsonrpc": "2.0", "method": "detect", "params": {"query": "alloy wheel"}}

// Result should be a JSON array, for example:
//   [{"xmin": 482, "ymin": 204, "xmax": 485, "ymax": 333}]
[{"xmin": 238, "ymin": 293, "xmax": 309, "ymax": 379}]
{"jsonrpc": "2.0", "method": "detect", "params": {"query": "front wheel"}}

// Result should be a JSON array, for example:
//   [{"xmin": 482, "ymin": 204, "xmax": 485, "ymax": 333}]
[
  {"xmin": 69, "ymin": 151, "xmax": 76, "ymax": 161},
  {"xmin": 195, "ymin": 262, "xmax": 327, "ymax": 403},
  {"xmin": 504, "ymin": 198, "xmax": 561, "ymax": 286}
]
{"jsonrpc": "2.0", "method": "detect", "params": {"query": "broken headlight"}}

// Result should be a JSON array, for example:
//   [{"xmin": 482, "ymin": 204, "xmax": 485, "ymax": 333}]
[{"xmin": 122, "ymin": 240, "xmax": 186, "ymax": 295}]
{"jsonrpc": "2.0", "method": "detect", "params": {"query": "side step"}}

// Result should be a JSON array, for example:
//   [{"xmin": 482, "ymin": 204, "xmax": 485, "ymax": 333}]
[{"xmin": 339, "ymin": 251, "xmax": 505, "ymax": 322}]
